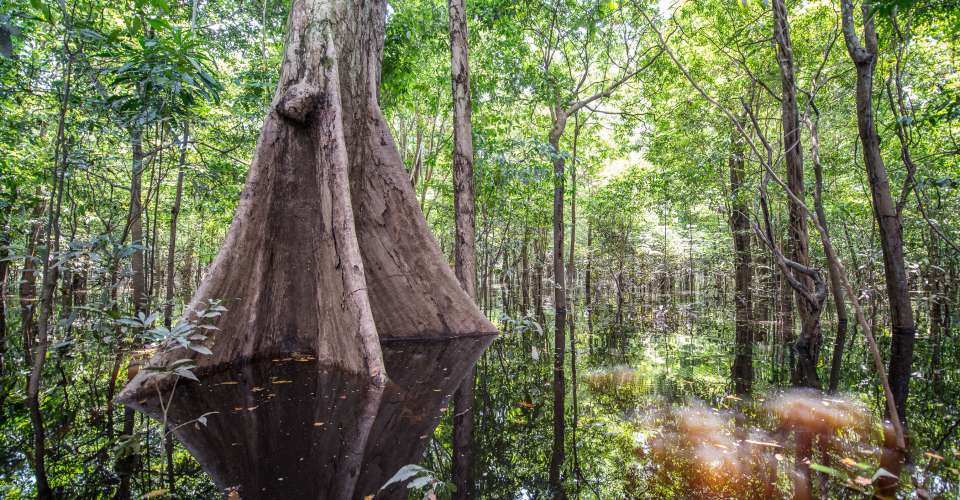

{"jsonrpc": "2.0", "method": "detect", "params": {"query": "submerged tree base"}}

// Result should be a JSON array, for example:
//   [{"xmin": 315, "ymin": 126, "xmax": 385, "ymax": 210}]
[{"xmin": 120, "ymin": 335, "xmax": 494, "ymax": 498}]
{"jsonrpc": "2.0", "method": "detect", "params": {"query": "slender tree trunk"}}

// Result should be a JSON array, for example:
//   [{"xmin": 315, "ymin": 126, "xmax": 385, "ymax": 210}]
[
  {"xmin": 521, "ymin": 224, "xmax": 530, "ymax": 315},
  {"xmin": 927, "ymin": 228, "xmax": 944, "ymax": 392},
  {"xmin": 0, "ymin": 197, "xmax": 13, "ymax": 386},
  {"xmin": 116, "ymin": 125, "xmax": 147, "ymax": 500},
  {"xmin": 448, "ymin": 0, "xmax": 478, "ymax": 492},
  {"xmin": 547, "ymin": 104, "xmax": 567, "ymax": 499},
  {"xmin": 585, "ymin": 222, "xmax": 593, "ymax": 356},
  {"xmin": 806, "ymin": 116, "xmax": 849, "ymax": 393},
  {"xmin": 776, "ymin": 233, "xmax": 794, "ymax": 385},
  {"xmin": 164, "ymin": 127, "xmax": 188, "ymax": 330},
  {"xmin": 535, "ymin": 230, "xmax": 545, "ymax": 327},
  {"xmin": 129, "ymin": 128, "xmax": 147, "ymax": 316},
  {"xmin": 840, "ymin": 0, "xmax": 916, "ymax": 425},
  {"xmin": 772, "ymin": 0, "xmax": 821, "ymax": 388},
  {"xmin": 161, "ymin": 125, "xmax": 188, "ymax": 496},
  {"xmin": 567, "ymin": 116, "xmax": 581, "ymax": 494},
  {"xmin": 28, "ymin": 54, "xmax": 72, "ymax": 499},
  {"xmin": 729, "ymin": 126, "xmax": 754, "ymax": 395}
]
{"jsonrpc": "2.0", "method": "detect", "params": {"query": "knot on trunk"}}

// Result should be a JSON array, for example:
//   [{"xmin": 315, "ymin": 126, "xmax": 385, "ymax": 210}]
[{"xmin": 276, "ymin": 82, "xmax": 321, "ymax": 123}]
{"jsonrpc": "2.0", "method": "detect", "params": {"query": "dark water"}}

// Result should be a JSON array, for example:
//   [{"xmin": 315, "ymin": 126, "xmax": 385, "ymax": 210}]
[
  {"xmin": 125, "ymin": 335, "xmax": 494, "ymax": 499},
  {"xmin": 119, "ymin": 316, "xmax": 959, "ymax": 499}
]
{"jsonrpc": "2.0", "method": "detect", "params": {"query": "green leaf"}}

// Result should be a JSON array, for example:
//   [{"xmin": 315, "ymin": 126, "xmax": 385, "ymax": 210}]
[{"xmin": 380, "ymin": 464, "xmax": 431, "ymax": 491}]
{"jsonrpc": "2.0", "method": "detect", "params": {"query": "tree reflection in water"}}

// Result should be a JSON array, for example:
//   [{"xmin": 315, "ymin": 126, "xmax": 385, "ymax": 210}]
[{"xmin": 120, "ymin": 335, "xmax": 494, "ymax": 499}]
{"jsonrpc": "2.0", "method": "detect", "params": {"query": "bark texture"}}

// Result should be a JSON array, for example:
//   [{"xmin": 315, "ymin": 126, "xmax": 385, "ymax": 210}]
[
  {"xmin": 840, "ymin": 0, "xmax": 915, "ymax": 424},
  {"xmin": 448, "ymin": 0, "xmax": 479, "ymax": 496},
  {"xmin": 729, "ymin": 128, "xmax": 754, "ymax": 395},
  {"xmin": 772, "ymin": 0, "xmax": 822, "ymax": 388},
  {"xmin": 120, "ymin": 0, "xmax": 496, "ymax": 495},
  {"xmin": 548, "ymin": 105, "xmax": 568, "ymax": 499}
]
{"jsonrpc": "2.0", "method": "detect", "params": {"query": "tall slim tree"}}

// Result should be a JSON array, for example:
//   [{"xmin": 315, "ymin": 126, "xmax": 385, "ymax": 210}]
[
  {"xmin": 772, "ymin": 0, "xmax": 822, "ymax": 388},
  {"xmin": 840, "ymin": 0, "xmax": 916, "ymax": 424},
  {"xmin": 448, "ymin": 0, "xmax": 479, "ymax": 495},
  {"xmin": 729, "ymin": 125, "xmax": 754, "ymax": 395}
]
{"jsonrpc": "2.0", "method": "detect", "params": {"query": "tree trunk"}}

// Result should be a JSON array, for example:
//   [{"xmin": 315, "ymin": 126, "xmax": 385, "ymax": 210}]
[
  {"xmin": 840, "ymin": 0, "xmax": 916, "ymax": 425},
  {"xmin": 927, "ymin": 228, "xmax": 944, "ymax": 392},
  {"xmin": 777, "ymin": 234, "xmax": 793, "ymax": 384},
  {"xmin": 448, "ymin": 0, "xmax": 477, "ymax": 492},
  {"xmin": 807, "ymin": 116, "xmax": 849, "ymax": 394},
  {"xmin": 129, "ymin": 127, "xmax": 147, "ymax": 316},
  {"xmin": 548, "ymin": 104, "xmax": 567, "ymax": 498},
  {"xmin": 534, "ymin": 229, "xmax": 545, "ymax": 327},
  {"xmin": 163, "ymin": 127, "xmax": 188, "ymax": 331},
  {"xmin": 119, "ymin": 0, "xmax": 496, "ymax": 496},
  {"xmin": 585, "ymin": 222, "xmax": 593, "ymax": 355},
  {"xmin": 729, "ymin": 127, "xmax": 754, "ymax": 395},
  {"xmin": 115, "ymin": 124, "xmax": 146, "ymax": 500},
  {"xmin": 772, "ymin": 0, "xmax": 821, "ymax": 388},
  {"xmin": 161, "ymin": 125, "xmax": 189, "ymax": 496},
  {"xmin": 521, "ymin": 224, "xmax": 530, "ymax": 315},
  {"xmin": 0, "ymin": 197, "xmax": 13, "ymax": 386}
]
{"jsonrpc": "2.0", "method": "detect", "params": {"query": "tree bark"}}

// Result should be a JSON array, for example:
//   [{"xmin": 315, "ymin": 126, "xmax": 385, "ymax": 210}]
[
  {"xmin": 120, "ymin": 0, "xmax": 495, "ymax": 496},
  {"xmin": 729, "ymin": 126, "xmax": 754, "ymax": 395},
  {"xmin": 0, "ymin": 195, "xmax": 13, "ymax": 387},
  {"xmin": 128, "ymin": 127, "xmax": 147, "ymax": 316},
  {"xmin": 806, "ymin": 115, "xmax": 849, "ymax": 394},
  {"xmin": 115, "ymin": 124, "xmax": 146, "ymax": 500},
  {"xmin": 840, "ymin": 0, "xmax": 916, "ymax": 424},
  {"xmin": 160, "ymin": 125, "xmax": 188, "ymax": 496},
  {"xmin": 548, "ymin": 105, "xmax": 567, "ymax": 498},
  {"xmin": 448, "ymin": 0, "xmax": 478, "ymax": 493},
  {"xmin": 772, "ymin": 0, "xmax": 821, "ymax": 388}
]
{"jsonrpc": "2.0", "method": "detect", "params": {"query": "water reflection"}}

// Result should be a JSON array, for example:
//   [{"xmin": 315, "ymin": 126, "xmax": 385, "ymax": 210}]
[
  {"xmin": 121, "ymin": 335, "xmax": 494, "ymax": 498},
  {"xmin": 639, "ymin": 391, "xmax": 885, "ymax": 499}
]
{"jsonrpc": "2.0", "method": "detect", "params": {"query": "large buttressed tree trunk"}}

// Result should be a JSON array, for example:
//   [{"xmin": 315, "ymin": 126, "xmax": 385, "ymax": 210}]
[{"xmin": 120, "ymin": 0, "xmax": 496, "ymax": 496}]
